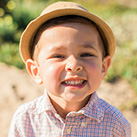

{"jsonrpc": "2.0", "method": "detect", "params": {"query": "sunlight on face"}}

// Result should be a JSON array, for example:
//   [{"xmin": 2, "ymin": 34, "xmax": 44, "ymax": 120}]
[{"xmin": 27, "ymin": 22, "xmax": 110, "ymax": 111}]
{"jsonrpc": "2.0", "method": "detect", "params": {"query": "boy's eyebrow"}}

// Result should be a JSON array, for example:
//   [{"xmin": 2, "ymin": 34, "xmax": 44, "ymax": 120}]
[
  {"xmin": 80, "ymin": 43, "xmax": 97, "ymax": 51},
  {"xmin": 49, "ymin": 45, "xmax": 67, "ymax": 51},
  {"xmin": 48, "ymin": 43, "xmax": 97, "ymax": 51}
]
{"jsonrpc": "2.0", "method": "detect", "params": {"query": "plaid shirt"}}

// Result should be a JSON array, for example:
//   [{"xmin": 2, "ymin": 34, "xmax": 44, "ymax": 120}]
[{"xmin": 9, "ymin": 90, "xmax": 131, "ymax": 137}]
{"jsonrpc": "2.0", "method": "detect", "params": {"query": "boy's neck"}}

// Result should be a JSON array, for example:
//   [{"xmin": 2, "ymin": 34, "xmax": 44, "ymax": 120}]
[{"xmin": 48, "ymin": 94, "xmax": 90, "ymax": 119}]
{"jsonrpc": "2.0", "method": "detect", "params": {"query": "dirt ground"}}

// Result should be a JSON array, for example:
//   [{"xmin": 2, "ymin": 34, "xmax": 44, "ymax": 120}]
[{"xmin": 0, "ymin": 62, "xmax": 137, "ymax": 137}]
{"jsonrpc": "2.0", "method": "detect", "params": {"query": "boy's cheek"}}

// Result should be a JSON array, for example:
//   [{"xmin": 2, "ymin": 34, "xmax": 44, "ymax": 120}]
[
  {"xmin": 87, "ymin": 63, "xmax": 103, "ymax": 80},
  {"xmin": 40, "ymin": 63, "xmax": 63, "ymax": 80},
  {"xmin": 85, "ymin": 61, "xmax": 102, "ymax": 72}
]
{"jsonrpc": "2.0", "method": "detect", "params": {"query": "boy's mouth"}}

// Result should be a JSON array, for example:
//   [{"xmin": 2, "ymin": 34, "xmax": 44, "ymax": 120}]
[{"xmin": 62, "ymin": 79, "xmax": 86, "ymax": 86}]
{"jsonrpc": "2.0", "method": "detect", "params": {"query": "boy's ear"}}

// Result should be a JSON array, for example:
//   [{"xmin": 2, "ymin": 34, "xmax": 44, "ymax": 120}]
[
  {"xmin": 26, "ymin": 59, "xmax": 43, "ymax": 85},
  {"xmin": 102, "ymin": 55, "xmax": 111, "ymax": 79}
]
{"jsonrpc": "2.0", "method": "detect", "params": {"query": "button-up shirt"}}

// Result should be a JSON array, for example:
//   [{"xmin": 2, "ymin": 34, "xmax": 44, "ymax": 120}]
[{"xmin": 9, "ymin": 91, "xmax": 131, "ymax": 137}]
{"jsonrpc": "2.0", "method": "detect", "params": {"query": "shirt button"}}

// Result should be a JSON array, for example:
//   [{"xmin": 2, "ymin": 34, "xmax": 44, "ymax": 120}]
[
  {"xmin": 55, "ymin": 113, "xmax": 59, "ymax": 118},
  {"xmin": 55, "ymin": 113, "xmax": 61, "ymax": 119},
  {"xmin": 81, "ymin": 122, "xmax": 86, "ymax": 127},
  {"xmin": 67, "ymin": 128, "xmax": 71, "ymax": 134},
  {"xmin": 52, "ymin": 120, "xmax": 56, "ymax": 124}
]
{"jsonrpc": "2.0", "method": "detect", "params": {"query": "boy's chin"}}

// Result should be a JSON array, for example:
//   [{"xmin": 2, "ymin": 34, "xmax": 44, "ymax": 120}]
[{"xmin": 61, "ymin": 92, "xmax": 91, "ymax": 104}]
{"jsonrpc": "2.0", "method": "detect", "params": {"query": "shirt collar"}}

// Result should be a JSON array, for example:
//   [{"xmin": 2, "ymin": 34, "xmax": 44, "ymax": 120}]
[
  {"xmin": 31, "ymin": 89, "xmax": 57, "ymax": 115},
  {"xmin": 32, "ymin": 90, "xmax": 104, "ymax": 122},
  {"xmin": 79, "ymin": 92, "xmax": 104, "ymax": 122}
]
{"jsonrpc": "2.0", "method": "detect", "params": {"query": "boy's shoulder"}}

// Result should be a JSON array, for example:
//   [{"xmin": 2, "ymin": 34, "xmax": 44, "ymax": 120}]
[
  {"xmin": 99, "ymin": 97, "xmax": 131, "ymax": 128},
  {"xmin": 13, "ymin": 95, "xmax": 45, "ymax": 119}
]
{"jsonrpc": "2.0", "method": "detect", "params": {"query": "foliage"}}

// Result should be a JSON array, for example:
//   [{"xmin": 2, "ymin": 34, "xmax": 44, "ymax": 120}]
[
  {"xmin": 0, "ymin": 43, "xmax": 25, "ymax": 69},
  {"xmin": 0, "ymin": 0, "xmax": 137, "ymax": 93}
]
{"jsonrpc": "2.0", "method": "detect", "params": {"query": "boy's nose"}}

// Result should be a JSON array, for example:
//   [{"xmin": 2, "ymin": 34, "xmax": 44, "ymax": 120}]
[{"xmin": 65, "ymin": 56, "xmax": 83, "ymax": 72}]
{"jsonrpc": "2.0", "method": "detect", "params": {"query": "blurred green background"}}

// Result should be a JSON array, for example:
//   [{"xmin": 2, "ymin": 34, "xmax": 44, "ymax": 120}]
[{"xmin": 0, "ymin": 0, "xmax": 137, "ymax": 93}]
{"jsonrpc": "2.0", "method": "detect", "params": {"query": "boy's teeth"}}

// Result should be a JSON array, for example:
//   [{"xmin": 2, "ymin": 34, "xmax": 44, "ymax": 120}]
[{"xmin": 63, "ymin": 80, "xmax": 84, "ymax": 85}]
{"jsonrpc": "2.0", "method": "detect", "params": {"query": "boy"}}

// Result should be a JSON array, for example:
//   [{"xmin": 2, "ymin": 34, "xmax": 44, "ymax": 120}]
[{"xmin": 9, "ymin": 1, "xmax": 131, "ymax": 137}]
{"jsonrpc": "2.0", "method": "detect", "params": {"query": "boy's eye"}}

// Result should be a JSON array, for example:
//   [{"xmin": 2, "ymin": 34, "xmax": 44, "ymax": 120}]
[
  {"xmin": 52, "ymin": 54, "xmax": 65, "ymax": 59},
  {"xmin": 80, "ymin": 53, "xmax": 93, "ymax": 57}
]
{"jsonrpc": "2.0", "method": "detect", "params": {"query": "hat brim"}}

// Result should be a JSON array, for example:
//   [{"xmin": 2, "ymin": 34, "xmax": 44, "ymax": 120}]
[{"xmin": 20, "ymin": 8, "xmax": 115, "ymax": 62}]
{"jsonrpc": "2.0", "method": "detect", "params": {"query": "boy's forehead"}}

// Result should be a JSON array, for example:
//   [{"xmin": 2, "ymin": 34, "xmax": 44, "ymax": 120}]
[
  {"xmin": 39, "ymin": 21, "xmax": 98, "ymax": 38},
  {"xmin": 39, "ymin": 22, "xmax": 99, "ymax": 43},
  {"xmin": 38, "ymin": 22, "xmax": 102, "ymax": 52}
]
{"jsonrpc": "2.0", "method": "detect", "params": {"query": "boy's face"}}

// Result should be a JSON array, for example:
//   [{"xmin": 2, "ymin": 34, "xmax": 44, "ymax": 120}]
[{"xmin": 27, "ymin": 22, "xmax": 111, "ymax": 107}]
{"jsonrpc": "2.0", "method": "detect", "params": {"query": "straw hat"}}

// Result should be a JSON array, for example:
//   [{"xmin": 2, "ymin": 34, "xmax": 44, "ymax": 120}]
[{"xmin": 19, "ymin": 1, "xmax": 115, "ymax": 62}]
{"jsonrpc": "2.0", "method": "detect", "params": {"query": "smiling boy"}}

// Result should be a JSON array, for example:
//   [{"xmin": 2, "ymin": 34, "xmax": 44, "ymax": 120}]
[{"xmin": 9, "ymin": 1, "xmax": 131, "ymax": 137}]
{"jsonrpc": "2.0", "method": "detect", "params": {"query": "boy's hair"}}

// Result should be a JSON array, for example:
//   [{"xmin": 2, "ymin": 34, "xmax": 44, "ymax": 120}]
[{"xmin": 30, "ymin": 15, "xmax": 106, "ymax": 61}]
